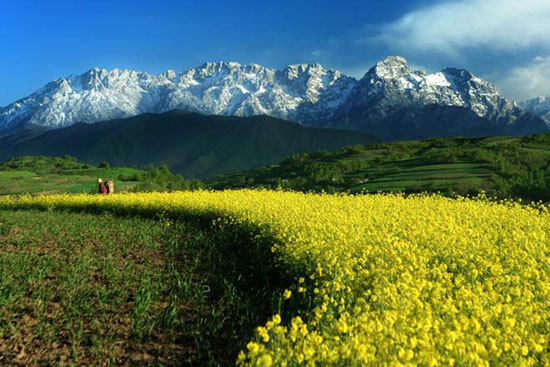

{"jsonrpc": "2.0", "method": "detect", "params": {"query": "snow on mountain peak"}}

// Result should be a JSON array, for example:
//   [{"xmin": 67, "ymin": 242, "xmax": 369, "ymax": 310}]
[
  {"xmin": 0, "ymin": 62, "xmax": 359, "ymax": 130},
  {"xmin": 424, "ymin": 72, "xmax": 451, "ymax": 87},
  {"xmin": 345, "ymin": 56, "xmax": 520, "ymax": 124},
  {"xmin": 0, "ymin": 58, "xmax": 537, "ymax": 133},
  {"xmin": 369, "ymin": 55, "xmax": 411, "ymax": 79},
  {"xmin": 520, "ymin": 96, "xmax": 550, "ymax": 126}
]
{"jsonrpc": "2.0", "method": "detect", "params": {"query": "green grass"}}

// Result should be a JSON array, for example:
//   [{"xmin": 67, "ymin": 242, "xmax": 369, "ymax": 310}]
[
  {"xmin": 0, "ymin": 170, "xmax": 36, "ymax": 178},
  {"xmin": 0, "ymin": 209, "xmax": 290, "ymax": 366}
]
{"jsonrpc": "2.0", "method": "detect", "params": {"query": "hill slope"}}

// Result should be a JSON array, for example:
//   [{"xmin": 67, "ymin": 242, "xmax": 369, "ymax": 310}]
[
  {"xmin": 0, "ymin": 111, "xmax": 378, "ymax": 178},
  {"xmin": 208, "ymin": 134, "xmax": 550, "ymax": 201}
]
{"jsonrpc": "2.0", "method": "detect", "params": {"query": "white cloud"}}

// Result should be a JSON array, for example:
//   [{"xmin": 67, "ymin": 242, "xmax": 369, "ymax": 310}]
[
  {"xmin": 377, "ymin": 0, "xmax": 550, "ymax": 54},
  {"xmin": 493, "ymin": 56, "xmax": 550, "ymax": 100}
]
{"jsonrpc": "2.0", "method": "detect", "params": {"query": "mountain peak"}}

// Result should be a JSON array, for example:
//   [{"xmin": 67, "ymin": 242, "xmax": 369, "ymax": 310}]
[
  {"xmin": 285, "ymin": 63, "xmax": 326, "ymax": 71},
  {"xmin": 520, "ymin": 96, "xmax": 550, "ymax": 125},
  {"xmin": 442, "ymin": 67, "xmax": 474, "ymax": 81},
  {"xmin": 85, "ymin": 66, "xmax": 108, "ymax": 75},
  {"xmin": 366, "ymin": 55, "xmax": 410, "ymax": 79},
  {"xmin": 162, "ymin": 69, "xmax": 177, "ymax": 79},
  {"xmin": 381, "ymin": 55, "xmax": 408, "ymax": 65},
  {"xmin": 199, "ymin": 61, "xmax": 243, "ymax": 71},
  {"xmin": 532, "ymin": 96, "xmax": 549, "ymax": 103},
  {"xmin": 282, "ymin": 63, "xmax": 330, "ymax": 82}
]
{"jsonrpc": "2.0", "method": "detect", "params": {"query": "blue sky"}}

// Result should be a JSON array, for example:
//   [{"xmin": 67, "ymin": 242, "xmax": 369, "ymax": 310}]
[{"xmin": 2, "ymin": 0, "xmax": 550, "ymax": 106}]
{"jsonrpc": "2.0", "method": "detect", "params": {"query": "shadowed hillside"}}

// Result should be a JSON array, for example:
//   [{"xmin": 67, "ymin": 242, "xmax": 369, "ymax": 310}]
[{"xmin": 0, "ymin": 110, "xmax": 379, "ymax": 178}]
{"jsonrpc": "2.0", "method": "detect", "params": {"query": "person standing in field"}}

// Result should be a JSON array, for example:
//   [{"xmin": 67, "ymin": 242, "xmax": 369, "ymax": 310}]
[
  {"xmin": 107, "ymin": 179, "xmax": 114, "ymax": 194},
  {"xmin": 98, "ymin": 178, "xmax": 108, "ymax": 195}
]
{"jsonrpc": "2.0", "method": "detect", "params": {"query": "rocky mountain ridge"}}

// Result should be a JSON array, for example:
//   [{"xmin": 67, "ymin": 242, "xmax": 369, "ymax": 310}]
[
  {"xmin": 0, "ymin": 56, "xmax": 547, "ymax": 139},
  {"xmin": 520, "ymin": 96, "xmax": 550, "ymax": 126}
]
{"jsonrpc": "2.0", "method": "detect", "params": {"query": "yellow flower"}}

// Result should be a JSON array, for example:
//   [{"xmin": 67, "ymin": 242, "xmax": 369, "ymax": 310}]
[
  {"xmin": 521, "ymin": 346, "xmax": 529, "ymax": 356},
  {"xmin": 256, "ymin": 354, "xmax": 272, "ymax": 367},
  {"xmin": 247, "ymin": 342, "xmax": 260, "ymax": 354}
]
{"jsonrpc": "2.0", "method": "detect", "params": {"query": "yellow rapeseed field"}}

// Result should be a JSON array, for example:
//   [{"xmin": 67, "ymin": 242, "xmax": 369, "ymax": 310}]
[{"xmin": 2, "ymin": 190, "xmax": 549, "ymax": 366}]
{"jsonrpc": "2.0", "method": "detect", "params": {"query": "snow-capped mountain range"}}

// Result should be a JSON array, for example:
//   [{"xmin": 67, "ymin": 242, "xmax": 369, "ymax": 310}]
[
  {"xmin": 0, "ymin": 56, "xmax": 547, "ymax": 139},
  {"xmin": 519, "ymin": 96, "xmax": 550, "ymax": 125},
  {"xmin": 0, "ymin": 61, "xmax": 356, "ymax": 131}
]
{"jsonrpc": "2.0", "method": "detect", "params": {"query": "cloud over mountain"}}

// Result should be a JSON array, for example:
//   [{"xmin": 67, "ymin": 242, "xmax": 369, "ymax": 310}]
[
  {"xmin": 376, "ymin": 0, "xmax": 550, "ymax": 54},
  {"xmin": 495, "ymin": 56, "xmax": 550, "ymax": 101}
]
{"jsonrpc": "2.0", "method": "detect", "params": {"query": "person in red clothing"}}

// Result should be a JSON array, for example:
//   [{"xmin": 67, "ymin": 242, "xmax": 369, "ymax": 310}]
[{"xmin": 98, "ymin": 178, "xmax": 108, "ymax": 194}]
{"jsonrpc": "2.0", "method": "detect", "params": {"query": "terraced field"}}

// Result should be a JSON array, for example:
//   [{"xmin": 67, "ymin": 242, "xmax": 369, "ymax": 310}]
[{"xmin": 348, "ymin": 159, "xmax": 493, "ymax": 193}]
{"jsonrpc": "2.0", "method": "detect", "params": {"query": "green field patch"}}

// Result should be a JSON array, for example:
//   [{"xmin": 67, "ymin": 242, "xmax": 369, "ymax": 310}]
[
  {"xmin": 480, "ymin": 137, "xmax": 520, "ymax": 146},
  {"xmin": 339, "ymin": 151, "xmax": 385, "ymax": 161},
  {"xmin": 0, "ymin": 156, "xmax": 203, "ymax": 195},
  {"xmin": 520, "ymin": 147, "xmax": 550, "ymax": 155},
  {"xmin": 350, "ymin": 185, "xmax": 408, "ymax": 193},
  {"xmin": 422, "ymin": 172, "xmax": 492, "ymax": 179},
  {"xmin": 383, "ymin": 160, "xmax": 486, "ymax": 171},
  {"xmin": 364, "ymin": 167, "xmax": 490, "ymax": 178},
  {"xmin": 352, "ymin": 177, "xmax": 487, "ymax": 193},
  {"xmin": 368, "ymin": 171, "xmax": 491, "ymax": 182},
  {"xmin": 0, "ymin": 209, "xmax": 290, "ymax": 366},
  {"xmin": 0, "ymin": 170, "xmax": 37, "ymax": 178}
]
